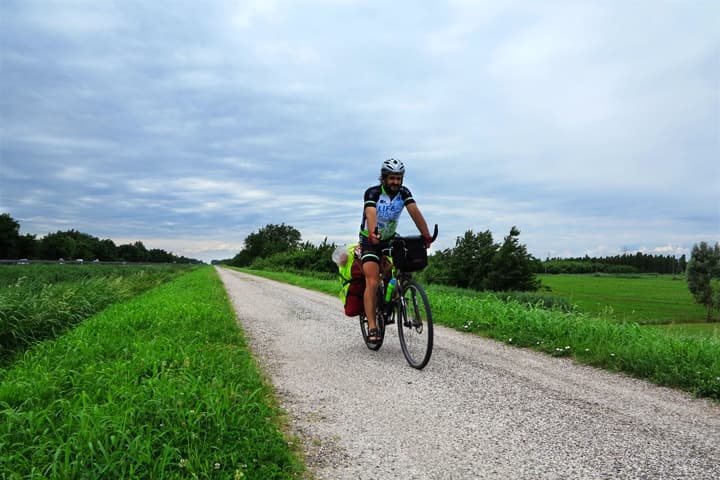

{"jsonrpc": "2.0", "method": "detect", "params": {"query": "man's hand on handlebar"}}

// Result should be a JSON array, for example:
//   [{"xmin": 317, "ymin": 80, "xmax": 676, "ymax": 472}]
[{"xmin": 424, "ymin": 224, "xmax": 438, "ymax": 248}]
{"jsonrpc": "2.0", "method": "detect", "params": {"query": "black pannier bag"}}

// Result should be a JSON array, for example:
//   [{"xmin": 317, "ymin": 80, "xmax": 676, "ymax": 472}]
[{"xmin": 391, "ymin": 236, "xmax": 427, "ymax": 272}]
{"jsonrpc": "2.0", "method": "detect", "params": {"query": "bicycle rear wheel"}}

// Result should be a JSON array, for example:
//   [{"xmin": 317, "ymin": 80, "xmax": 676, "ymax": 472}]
[
  {"xmin": 359, "ymin": 286, "xmax": 386, "ymax": 350},
  {"xmin": 396, "ymin": 280, "xmax": 433, "ymax": 369}
]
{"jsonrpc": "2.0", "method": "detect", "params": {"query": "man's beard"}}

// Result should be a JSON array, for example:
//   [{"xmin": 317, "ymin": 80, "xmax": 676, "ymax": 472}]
[{"xmin": 385, "ymin": 182, "xmax": 401, "ymax": 194}]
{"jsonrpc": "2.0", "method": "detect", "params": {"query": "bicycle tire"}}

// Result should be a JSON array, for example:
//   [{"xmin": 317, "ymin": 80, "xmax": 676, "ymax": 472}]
[
  {"xmin": 396, "ymin": 279, "xmax": 433, "ymax": 369},
  {"xmin": 359, "ymin": 286, "xmax": 386, "ymax": 350}
]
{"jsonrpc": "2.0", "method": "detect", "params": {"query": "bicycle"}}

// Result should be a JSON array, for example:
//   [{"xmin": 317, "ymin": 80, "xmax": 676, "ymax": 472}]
[{"xmin": 359, "ymin": 225, "xmax": 438, "ymax": 369}]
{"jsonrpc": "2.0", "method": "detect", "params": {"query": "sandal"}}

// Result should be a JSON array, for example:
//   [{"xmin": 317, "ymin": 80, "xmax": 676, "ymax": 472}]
[{"xmin": 367, "ymin": 327, "xmax": 381, "ymax": 344}]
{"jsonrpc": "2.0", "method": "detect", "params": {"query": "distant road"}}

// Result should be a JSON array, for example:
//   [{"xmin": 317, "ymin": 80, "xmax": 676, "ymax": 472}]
[{"xmin": 216, "ymin": 268, "xmax": 720, "ymax": 480}]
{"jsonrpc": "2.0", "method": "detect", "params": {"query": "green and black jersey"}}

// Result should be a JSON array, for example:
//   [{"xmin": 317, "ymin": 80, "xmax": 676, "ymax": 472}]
[{"xmin": 360, "ymin": 184, "xmax": 415, "ymax": 241}]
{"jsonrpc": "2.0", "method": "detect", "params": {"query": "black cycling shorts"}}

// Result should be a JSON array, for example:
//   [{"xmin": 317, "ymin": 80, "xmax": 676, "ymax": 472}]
[{"xmin": 359, "ymin": 235, "xmax": 392, "ymax": 264}]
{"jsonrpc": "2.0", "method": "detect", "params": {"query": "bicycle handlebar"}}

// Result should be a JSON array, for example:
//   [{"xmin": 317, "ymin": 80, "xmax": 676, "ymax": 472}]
[
  {"xmin": 374, "ymin": 224, "xmax": 438, "ymax": 243},
  {"xmin": 393, "ymin": 224, "xmax": 439, "ymax": 244}
]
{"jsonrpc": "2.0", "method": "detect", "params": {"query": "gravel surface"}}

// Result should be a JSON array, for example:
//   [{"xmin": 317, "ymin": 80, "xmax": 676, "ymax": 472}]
[{"xmin": 216, "ymin": 268, "xmax": 720, "ymax": 480}]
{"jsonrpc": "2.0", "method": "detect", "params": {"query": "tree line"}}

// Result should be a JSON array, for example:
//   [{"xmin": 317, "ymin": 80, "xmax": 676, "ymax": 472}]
[
  {"xmin": 422, "ymin": 226, "xmax": 539, "ymax": 291},
  {"xmin": 540, "ymin": 253, "xmax": 687, "ymax": 275},
  {"xmin": 7, "ymin": 210, "xmax": 714, "ymax": 318},
  {"xmin": 0, "ymin": 214, "xmax": 201, "ymax": 264},
  {"xmin": 217, "ymin": 223, "xmax": 539, "ymax": 292},
  {"xmin": 215, "ymin": 223, "xmax": 336, "ymax": 274}
]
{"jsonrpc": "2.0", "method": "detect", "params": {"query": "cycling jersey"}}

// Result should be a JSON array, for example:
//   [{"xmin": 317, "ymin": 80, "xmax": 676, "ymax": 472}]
[{"xmin": 360, "ymin": 184, "xmax": 415, "ymax": 241}]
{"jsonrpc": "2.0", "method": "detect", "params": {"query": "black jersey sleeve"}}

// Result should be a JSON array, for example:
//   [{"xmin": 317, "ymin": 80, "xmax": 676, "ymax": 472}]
[
  {"xmin": 400, "ymin": 186, "xmax": 416, "ymax": 205},
  {"xmin": 364, "ymin": 185, "xmax": 382, "ymax": 209}
]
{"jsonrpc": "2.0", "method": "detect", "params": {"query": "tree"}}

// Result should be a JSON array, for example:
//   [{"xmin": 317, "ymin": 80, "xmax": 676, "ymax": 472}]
[
  {"xmin": 17, "ymin": 233, "xmax": 38, "ymax": 259},
  {"xmin": 40, "ymin": 231, "xmax": 77, "ymax": 260},
  {"xmin": 428, "ymin": 227, "xmax": 538, "ymax": 291},
  {"xmin": 117, "ymin": 241, "xmax": 149, "ymax": 262},
  {"xmin": 678, "ymin": 254, "xmax": 687, "ymax": 274},
  {"xmin": 445, "ymin": 230, "xmax": 496, "ymax": 290},
  {"xmin": 232, "ymin": 223, "xmax": 302, "ymax": 267},
  {"xmin": 96, "ymin": 239, "xmax": 118, "ymax": 261},
  {"xmin": 0, "ymin": 213, "xmax": 21, "ymax": 258},
  {"xmin": 487, "ymin": 226, "xmax": 540, "ymax": 291},
  {"xmin": 148, "ymin": 248, "xmax": 173, "ymax": 263},
  {"xmin": 420, "ymin": 249, "xmax": 452, "ymax": 285},
  {"xmin": 64, "ymin": 229, "xmax": 99, "ymax": 260},
  {"xmin": 687, "ymin": 241, "xmax": 720, "ymax": 322}
]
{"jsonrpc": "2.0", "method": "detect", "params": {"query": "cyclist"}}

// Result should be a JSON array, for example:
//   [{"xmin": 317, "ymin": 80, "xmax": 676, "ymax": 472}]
[{"xmin": 359, "ymin": 158, "xmax": 433, "ymax": 344}]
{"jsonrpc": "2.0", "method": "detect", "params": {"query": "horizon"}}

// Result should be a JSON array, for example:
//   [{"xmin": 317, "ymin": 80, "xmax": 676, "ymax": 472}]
[{"xmin": 2, "ymin": 213, "xmax": 701, "ymax": 264}]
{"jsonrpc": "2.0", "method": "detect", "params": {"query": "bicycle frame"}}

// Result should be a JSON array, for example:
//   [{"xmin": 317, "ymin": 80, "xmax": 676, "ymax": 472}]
[{"xmin": 358, "ymin": 225, "xmax": 437, "ymax": 369}]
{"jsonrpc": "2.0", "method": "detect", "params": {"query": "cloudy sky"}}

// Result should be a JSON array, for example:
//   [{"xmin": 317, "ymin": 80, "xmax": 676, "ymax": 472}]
[{"xmin": 1, "ymin": 0, "xmax": 718, "ymax": 263}]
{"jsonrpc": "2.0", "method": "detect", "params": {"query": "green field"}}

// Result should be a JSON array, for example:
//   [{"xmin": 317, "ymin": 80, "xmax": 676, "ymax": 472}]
[{"xmin": 538, "ymin": 274, "xmax": 709, "ymax": 325}]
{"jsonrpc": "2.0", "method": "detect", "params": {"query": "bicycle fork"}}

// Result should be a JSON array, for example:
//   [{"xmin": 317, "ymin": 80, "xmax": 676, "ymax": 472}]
[{"xmin": 401, "ymin": 288, "xmax": 424, "ymax": 332}]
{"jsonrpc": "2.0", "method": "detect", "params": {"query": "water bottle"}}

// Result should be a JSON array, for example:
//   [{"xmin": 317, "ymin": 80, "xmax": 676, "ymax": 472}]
[{"xmin": 384, "ymin": 278, "xmax": 396, "ymax": 302}]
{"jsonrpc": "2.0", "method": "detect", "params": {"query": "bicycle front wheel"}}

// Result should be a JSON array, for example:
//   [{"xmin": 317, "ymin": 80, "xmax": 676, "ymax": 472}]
[{"xmin": 396, "ymin": 280, "xmax": 433, "ymax": 369}]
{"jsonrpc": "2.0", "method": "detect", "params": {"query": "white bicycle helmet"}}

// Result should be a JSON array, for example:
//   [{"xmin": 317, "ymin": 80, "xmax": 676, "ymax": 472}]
[{"xmin": 381, "ymin": 158, "xmax": 405, "ymax": 175}]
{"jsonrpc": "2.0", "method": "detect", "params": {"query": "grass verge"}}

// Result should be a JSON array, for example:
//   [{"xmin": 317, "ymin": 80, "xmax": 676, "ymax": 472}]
[
  {"xmin": 0, "ymin": 264, "xmax": 192, "ymax": 365},
  {"xmin": 233, "ymin": 268, "xmax": 720, "ymax": 401},
  {"xmin": 0, "ymin": 267, "xmax": 305, "ymax": 479}
]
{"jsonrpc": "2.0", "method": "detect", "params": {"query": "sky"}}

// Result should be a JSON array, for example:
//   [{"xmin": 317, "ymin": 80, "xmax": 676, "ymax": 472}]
[{"xmin": 1, "ymin": 0, "xmax": 718, "ymax": 263}]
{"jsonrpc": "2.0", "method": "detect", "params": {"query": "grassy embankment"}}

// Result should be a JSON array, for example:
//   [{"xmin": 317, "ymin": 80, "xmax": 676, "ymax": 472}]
[
  {"xmin": 0, "ymin": 266, "xmax": 304, "ymax": 479},
  {"xmin": 235, "ymin": 268, "xmax": 720, "ymax": 400},
  {"xmin": 0, "ymin": 264, "xmax": 190, "ymax": 365}
]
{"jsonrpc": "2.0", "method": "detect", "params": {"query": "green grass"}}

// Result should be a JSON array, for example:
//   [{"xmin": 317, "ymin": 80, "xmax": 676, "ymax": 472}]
[
  {"xmin": 0, "ymin": 267, "xmax": 304, "ymax": 479},
  {"xmin": 235, "ymin": 268, "xmax": 720, "ymax": 401},
  {"xmin": 0, "ymin": 263, "xmax": 186, "ymax": 287},
  {"xmin": 429, "ymin": 289, "xmax": 719, "ymax": 399},
  {"xmin": 647, "ymin": 322, "xmax": 720, "ymax": 340},
  {"xmin": 5, "ymin": 264, "xmax": 714, "ymax": 480},
  {"xmin": 538, "ymin": 273, "xmax": 708, "ymax": 324},
  {"xmin": 0, "ymin": 264, "xmax": 192, "ymax": 364},
  {"xmin": 233, "ymin": 268, "xmax": 340, "ymax": 297}
]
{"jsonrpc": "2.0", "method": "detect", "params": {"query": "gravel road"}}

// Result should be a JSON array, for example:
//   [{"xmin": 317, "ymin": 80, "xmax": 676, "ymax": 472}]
[{"xmin": 215, "ymin": 268, "xmax": 720, "ymax": 480}]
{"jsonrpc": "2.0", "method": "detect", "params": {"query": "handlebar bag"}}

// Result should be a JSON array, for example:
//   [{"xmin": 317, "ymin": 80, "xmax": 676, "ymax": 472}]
[{"xmin": 391, "ymin": 237, "xmax": 427, "ymax": 272}]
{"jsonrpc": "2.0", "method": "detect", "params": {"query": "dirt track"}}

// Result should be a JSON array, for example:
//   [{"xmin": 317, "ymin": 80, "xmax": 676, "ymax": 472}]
[{"xmin": 216, "ymin": 267, "xmax": 720, "ymax": 480}]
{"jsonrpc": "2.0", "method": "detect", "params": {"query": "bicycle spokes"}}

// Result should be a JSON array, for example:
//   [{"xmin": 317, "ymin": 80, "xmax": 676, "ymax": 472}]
[{"xmin": 396, "ymin": 280, "xmax": 433, "ymax": 369}]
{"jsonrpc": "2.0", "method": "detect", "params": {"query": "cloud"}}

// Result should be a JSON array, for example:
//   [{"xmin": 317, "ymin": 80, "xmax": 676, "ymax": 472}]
[
  {"xmin": 21, "ymin": 1, "xmax": 123, "ymax": 36},
  {"xmin": 1, "ymin": 0, "xmax": 717, "ymax": 263}
]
